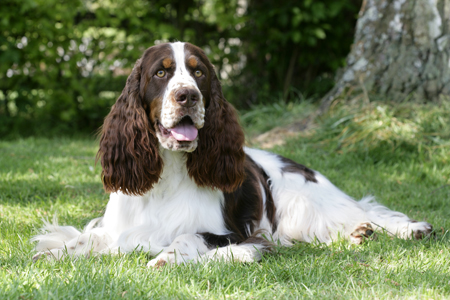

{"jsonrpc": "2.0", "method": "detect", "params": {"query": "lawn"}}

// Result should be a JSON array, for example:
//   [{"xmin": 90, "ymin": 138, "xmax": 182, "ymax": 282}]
[{"xmin": 1, "ymin": 100, "xmax": 449, "ymax": 299}]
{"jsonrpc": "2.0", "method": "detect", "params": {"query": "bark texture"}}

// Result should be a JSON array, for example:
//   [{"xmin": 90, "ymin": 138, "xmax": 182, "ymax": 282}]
[{"xmin": 321, "ymin": 0, "xmax": 450, "ymax": 111}]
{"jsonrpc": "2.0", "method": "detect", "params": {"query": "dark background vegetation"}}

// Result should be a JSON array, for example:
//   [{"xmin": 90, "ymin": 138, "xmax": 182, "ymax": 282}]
[{"xmin": 0, "ymin": 0, "xmax": 361, "ymax": 137}]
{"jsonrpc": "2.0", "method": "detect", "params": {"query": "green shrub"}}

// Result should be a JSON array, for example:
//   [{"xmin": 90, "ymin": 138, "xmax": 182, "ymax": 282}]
[{"xmin": 0, "ymin": 0, "xmax": 361, "ymax": 137}]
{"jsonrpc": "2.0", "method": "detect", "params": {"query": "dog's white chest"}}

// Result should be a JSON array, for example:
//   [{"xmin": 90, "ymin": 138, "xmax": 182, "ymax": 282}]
[{"xmin": 101, "ymin": 150, "xmax": 228, "ymax": 246}]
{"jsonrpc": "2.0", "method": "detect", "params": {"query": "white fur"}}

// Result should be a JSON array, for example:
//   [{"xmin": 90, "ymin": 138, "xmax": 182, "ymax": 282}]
[
  {"xmin": 147, "ymin": 234, "xmax": 210, "ymax": 266},
  {"xmin": 104, "ymin": 148, "xmax": 229, "ymax": 254},
  {"xmin": 197, "ymin": 243, "xmax": 267, "ymax": 263},
  {"xmin": 244, "ymin": 147, "xmax": 365, "ymax": 244}
]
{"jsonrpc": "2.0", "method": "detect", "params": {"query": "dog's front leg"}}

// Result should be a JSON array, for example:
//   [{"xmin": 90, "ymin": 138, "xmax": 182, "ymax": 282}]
[
  {"xmin": 33, "ymin": 231, "xmax": 112, "ymax": 261},
  {"xmin": 147, "ymin": 234, "xmax": 210, "ymax": 267}
]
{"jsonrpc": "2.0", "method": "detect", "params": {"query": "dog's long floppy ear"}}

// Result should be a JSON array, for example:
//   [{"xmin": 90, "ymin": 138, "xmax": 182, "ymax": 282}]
[
  {"xmin": 187, "ymin": 69, "xmax": 246, "ymax": 193},
  {"xmin": 97, "ymin": 58, "xmax": 162, "ymax": 196}
]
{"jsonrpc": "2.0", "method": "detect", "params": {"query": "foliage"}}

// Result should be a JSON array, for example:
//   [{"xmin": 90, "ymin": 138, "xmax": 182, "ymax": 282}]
[
  {"xmin": 1, "ymin": 0, "xmax": 128, "ymax": 136},
  {"xmin": 1, "ymin": 100, "xmax": 449, "ymax": 298},
  {"xmin": 0, "ymin": 0, "xmax": 361, "ymax": 137},
  {"xmin": 236, "ymin": 0, "xmax": 361, "ymax": 104}
]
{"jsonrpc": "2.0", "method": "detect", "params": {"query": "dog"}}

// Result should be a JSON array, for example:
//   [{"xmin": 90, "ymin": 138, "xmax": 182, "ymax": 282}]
[{"xmin": 32, "ymin": 42, "xmax": 433, "ymax": 266}]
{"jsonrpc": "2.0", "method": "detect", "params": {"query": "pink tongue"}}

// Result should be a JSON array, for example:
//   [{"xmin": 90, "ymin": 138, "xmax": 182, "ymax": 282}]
[{"xmin": 170, "ymin": 123, "xmax": 198, "ymax": 141}]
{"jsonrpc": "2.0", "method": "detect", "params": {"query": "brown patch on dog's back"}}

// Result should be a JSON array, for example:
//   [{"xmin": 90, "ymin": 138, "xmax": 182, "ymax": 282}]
[{"xmin": 279, "ymin": 156, "xmax": 317, "ymax": 183}]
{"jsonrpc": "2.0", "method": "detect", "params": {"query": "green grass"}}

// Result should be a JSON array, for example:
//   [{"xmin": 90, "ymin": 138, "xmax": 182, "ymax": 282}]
[{"xmin": 1, "ymin": 100, "xmax": 450, "ymax": 299}]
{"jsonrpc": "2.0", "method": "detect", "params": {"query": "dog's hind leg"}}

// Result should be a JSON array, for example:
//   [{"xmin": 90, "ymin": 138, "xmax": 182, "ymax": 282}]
[{"xmin": 358, "ymin": 196, "xmax": 433, "ymax": 239}]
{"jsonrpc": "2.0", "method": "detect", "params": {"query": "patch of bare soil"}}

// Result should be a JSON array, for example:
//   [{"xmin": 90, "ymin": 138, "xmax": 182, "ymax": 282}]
[{"xmin": 250, "ymin": 117, "xmax": 315, "ymax": 149}]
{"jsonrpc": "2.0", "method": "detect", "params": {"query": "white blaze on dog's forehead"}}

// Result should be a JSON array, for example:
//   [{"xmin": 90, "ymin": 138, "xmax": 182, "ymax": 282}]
[
  {"xmin": 171, "ymin": 42, "xmax": 188, "ymax": 76},
  {"xmin": 168, "ymin": 42, "xmax": 198, "ymax": 88}
]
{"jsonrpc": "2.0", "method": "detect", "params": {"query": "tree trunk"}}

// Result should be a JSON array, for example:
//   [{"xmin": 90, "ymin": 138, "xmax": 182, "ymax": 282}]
[
  {"xmin": 320, "ymin": 0, "xmax": 450, "ymax": 112},
  {"xmin": 283, "ymin": 46, "xmax": 300, "ymax": 100}
]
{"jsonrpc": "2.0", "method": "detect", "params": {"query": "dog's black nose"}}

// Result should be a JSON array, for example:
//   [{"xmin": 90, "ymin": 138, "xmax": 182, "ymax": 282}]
[{"xmin": 175, "ymin": 88, "xmax": 200, "ymax": 107}]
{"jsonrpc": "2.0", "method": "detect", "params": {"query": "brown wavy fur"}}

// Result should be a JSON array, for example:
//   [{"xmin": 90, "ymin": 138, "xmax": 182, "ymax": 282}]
[
  {"xmin": 97, "ymin": 58, "xmax": 162, "ymax": 195},
  {"xmin": 186, "ymin": 68, "xmax": 246, "ymax": 193}
]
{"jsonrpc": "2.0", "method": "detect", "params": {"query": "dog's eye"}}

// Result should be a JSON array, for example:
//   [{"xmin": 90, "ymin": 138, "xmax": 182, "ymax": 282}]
[
  {"xmin": 156, "ymin": 70, "xmax": 166, "ymax": 78},
  {"xmin": 194, "ymin": 70, "xmax": 203, "ymax": 77}
]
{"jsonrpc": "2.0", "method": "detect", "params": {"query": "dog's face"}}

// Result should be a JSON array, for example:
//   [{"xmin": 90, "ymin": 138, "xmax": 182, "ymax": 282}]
[
  {"xmin": 98, "ymin": 42, "xmax": 245, "ymax": 195},
  {"xmin": 140, "ymin": 42, "xmax": 213, "ymax": 152}
]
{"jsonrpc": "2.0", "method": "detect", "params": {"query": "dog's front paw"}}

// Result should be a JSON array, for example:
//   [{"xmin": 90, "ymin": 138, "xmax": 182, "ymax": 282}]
[
  {"xmin": 32, "ymin": 251, "xmax": 52, "ymax": 262},
  {"xmin": 32, "ymin": 247, "xmax": 66, "ymax": 262},
  {"xmin": 147, "ymin": 257, "xmax": 169, "ymax": 268},
  {"xmin": 147, "ymin": 251, "xmax": 185, "ymax": 268},
  {"xmin": 32, "ymin": 250, "xmax": 63, "ymax": 262}
]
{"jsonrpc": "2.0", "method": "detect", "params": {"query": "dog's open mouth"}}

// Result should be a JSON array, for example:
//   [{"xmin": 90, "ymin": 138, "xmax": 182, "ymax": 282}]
[{"xmin": 158, "ymin": 116, "xmax": 198, "ymax": 142}]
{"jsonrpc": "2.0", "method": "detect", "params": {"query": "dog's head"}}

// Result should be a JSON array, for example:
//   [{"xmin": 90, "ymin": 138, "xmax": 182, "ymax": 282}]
[{"xmin": 98, "ymin": 42, "xmax": 245, "ymax": 195}]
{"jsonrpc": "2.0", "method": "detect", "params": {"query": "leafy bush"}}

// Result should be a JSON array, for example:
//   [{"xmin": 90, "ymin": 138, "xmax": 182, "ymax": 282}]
[
  {"xmin": 0, "ymin": 0, "xmax": 361, "ymax": 137},
  {"xmin": 233, "ymin": 0, "xmax": 361, "ymax": 104}
]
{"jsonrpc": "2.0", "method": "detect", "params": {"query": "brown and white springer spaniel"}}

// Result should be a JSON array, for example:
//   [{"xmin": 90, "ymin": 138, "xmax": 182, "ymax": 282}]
[{"xmin": 32, "ymin": 42, "xmax": 433, "ymax": 266}]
